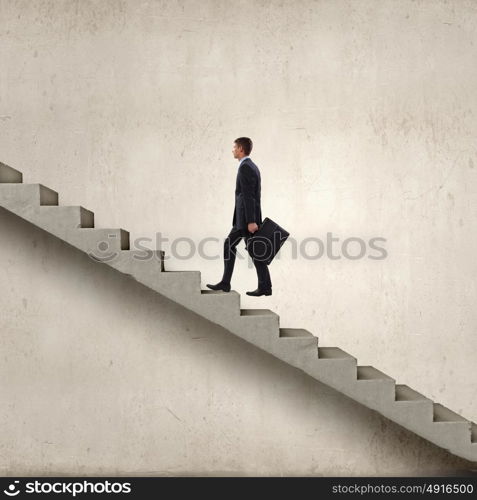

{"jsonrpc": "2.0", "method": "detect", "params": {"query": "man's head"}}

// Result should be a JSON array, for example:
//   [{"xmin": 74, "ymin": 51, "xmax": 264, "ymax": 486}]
[{"xmin": 232, "ymin": 137, "xmax": 253, "ymax": 159}]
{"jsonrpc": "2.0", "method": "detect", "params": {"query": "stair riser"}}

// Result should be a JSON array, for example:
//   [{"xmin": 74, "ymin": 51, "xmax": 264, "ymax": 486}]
[
  {"xmin": 159, "ymin": 273, "xmax": 201, "ymax": 296},
  {"xmin": 222, "ymin": 317, "xmax": 280, "ymax": 352},
  {"xmin": 390, "ymin": 401, "xmax": 434, "ymax": 426},
  {"xmin": 302, "ymin": 359, "xmax": 357, "ymax": 390},
  {"xmin": 168, "ymin": 292, "xmax": 243, "ymax": 325},
  {"xmin": 198, "ymin": 295, "xmax": 241, "ymax": 322},
  {"xmin": 429, "ymin": 422, "xmax": 472, "ymax": 450},
  {"xmin": 63, "ymin": 229, "xmax": 130, "ymax": 255},
  {"xmin": 106, "ymin": 251, "xmax": 165, "ymax": 277},
  {"xmin": 353, "ymin": 380, "xmax": 396, "ymax": 411},
  {"xmin": 31, "ymin": 207, "xmax": 94, "ymax": 232},
  {"xmin": 132, "ymin": 273, "xmax": 202, "ymax": 306},
  {"xmin": 0, "ymin": 185, "xmax": 57, "ymax": 220},
  {"xmin": 0, "ymin": 204, "xmax": 95, "ymax": 241},
  {"xmin": 271, "ymin": 338, "xmax": 318, "ymax": 368},
  {"xmin": 386, "ymin": 402, "xmax": 434, "ymax": 436}
]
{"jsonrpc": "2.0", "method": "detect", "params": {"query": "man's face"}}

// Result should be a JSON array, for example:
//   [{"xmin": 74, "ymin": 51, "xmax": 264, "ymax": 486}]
[{"xmin": 232, "ymin": 142, "xmax": 244, "ymax": 159}]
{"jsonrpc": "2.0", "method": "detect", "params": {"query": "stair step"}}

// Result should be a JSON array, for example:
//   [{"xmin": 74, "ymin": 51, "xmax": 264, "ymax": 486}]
[
  {"xmin": 354, "ymin": 366, "xmax": 396, "ymax": 410},
  {"xmin": 318, "ymin": 347, "xmax": 355, "ymax": 359},
  {"xmin": 200, "ymin": 289, "xmax": 240, "ymax": 295},
  {"xmin": 161, "ymin": 270, "xmax": 201, "ymax": 281},
  {"xmin": 395, "ymin": 384, "xmax": 428, "ymax": 402},
  {"xmin": 357, "ymin": 366, "xmax": 394, "ymax": 381},
  {"xmin": 37, "ymin": 206, "xmax": 94, "ymax": 229},
  {"xmin": 430, "ymin": 404, "xmax": 472, "ymax": 450},
  {"xmin": 240, "ymin": 309, "xmax": 278, "ymax": 317},
  {"xmin": 279, "ymin": 328, "xmax": 313, "ymax": 338},
  {"xmin": 433, "ymin": 403, "xmax": 468, "ymax": 423},
  {"xmin": 236, "ymin": 309, "xmax": 280, "ymax": 346},
  {"xmin": 164, "ymin": 270, "xmax": 200, "ymax": 274},
  {"xmin": 66, "ymin": 228, "xmax": 130, "ymax": 255},
  {"xmin": 200, "ymin": 290, "xmax": 240, "ymax": 303},
  {"xmin": 0, "ymin": 183, "xmax": 58, "ymax": 207},
  {"xmin": 391, "ymin": 385, "xmax": 434, "ymax": 427},
  {"xmin": 115, "ymin": 268, "xmax": 201, "ymax": 308},
  {"xmin": 200, "ymin": 289, "xmax": 240, "ymax": 302},
  {"xmin": 303, "ymin": 344, "xmax": 357, "ymax": 382},
  {"xmin": 106, "ymin": 249, "xmax": 164, "ymax": 275},
  {"xmin": 272, "ymin": 329, "xmax": 318, "ymax": 367},
  {"xmin": 161, "ymin": 270, "xmax": 201, "ymax": 294},
  {"xmin": 0, "ymin": 162, "xmax": 23, "ymax": 183}
]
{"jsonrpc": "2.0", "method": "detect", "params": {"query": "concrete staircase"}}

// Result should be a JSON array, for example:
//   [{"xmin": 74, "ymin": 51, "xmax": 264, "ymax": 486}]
[{"xmin": 1, "ymin": 161, "xmax": 476, "ymax": 463}]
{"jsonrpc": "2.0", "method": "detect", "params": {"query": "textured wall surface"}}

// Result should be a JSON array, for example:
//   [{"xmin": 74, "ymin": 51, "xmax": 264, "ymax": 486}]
[
  {"xmin": 0, "ymin": 208, "xmax": 474, "ymax": 475},
  {"xmin": 1, "ymin": 0, "xmax": 476, "ymax": 474}
]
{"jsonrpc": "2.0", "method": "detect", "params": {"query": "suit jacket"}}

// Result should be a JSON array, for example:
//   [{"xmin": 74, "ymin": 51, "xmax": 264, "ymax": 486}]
[{"xmin": 232, "ymin": 158, "xmax": 263, "ymax": 230}]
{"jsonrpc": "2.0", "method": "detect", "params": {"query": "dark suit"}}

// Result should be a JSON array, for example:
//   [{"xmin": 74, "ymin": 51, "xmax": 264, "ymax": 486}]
[
  {"xmin": 232, "ymin": 159, "xmax": 262, "ymax": 230},
  {"xmin": 221, "ymin": 158, "xmax": 272, "ymax": 290}
]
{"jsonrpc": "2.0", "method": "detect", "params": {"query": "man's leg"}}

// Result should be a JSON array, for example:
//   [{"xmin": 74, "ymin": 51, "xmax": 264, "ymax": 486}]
[
  {"xmin": 221, "ymin": 226, "xmax": 245, "ymax": 286},
  {"xmin": 245, "ymin": 233, "xmax": 272, "ymax": 290},
  {"xmin": 252, "ymin": 256, "xmax": 272, "ymax": 290},
  {"xmin": 255, "ymin": 261, "xmax": 272, "ymax": 290}
]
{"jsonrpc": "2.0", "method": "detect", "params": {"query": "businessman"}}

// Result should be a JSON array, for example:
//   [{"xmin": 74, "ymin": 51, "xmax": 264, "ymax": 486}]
[{"xmin": 206, "ymin": 137, "xmax": 272, "ymax": 296}]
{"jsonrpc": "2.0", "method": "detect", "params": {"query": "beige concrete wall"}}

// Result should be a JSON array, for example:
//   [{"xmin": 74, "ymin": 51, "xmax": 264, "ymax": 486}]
[
  {"xmin": 0, "ymin": 0, "xmax": 476, "ymax": 473},
  {"xmin": 0, "ymin": 208, "xmax": 473, "ymax": 475}
]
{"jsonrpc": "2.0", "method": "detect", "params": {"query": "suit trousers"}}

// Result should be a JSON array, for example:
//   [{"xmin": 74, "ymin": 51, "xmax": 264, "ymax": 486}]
[{"xmin": 221, "ymin": 226, "xmax": 272, "ymax": 289}]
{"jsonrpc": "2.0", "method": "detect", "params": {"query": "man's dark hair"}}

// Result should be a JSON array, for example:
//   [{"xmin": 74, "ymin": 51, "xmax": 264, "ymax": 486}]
[{"xmin": 234, "ymin": 137, "xmax": 253, "ymax": 156}]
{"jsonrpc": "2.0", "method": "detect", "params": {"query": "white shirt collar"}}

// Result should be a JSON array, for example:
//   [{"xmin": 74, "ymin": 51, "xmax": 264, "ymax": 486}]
[{"xmin": 238, "ymin": 156, "xmax": 250, "ymax": 166}]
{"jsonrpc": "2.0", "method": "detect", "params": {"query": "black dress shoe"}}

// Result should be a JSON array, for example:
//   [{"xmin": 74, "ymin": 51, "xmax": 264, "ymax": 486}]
[
  {"xmin": 206, "ymin": 282, "xmax": 231, "ymax": 292},
  {"xmin": 246, "ymin": 287, "xmax": 272, "ymax": 296}
]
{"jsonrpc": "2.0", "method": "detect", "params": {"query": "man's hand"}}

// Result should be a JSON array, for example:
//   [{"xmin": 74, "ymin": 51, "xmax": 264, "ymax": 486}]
[{"xmin": 248, "ymin": 222, "xmax": 259, "ymax": 234}]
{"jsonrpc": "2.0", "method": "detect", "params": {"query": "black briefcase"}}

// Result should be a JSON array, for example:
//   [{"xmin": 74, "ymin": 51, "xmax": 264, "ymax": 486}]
[{"xmin": 246, "ymin": 217, "xmax": 290, "ymax": 265}]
